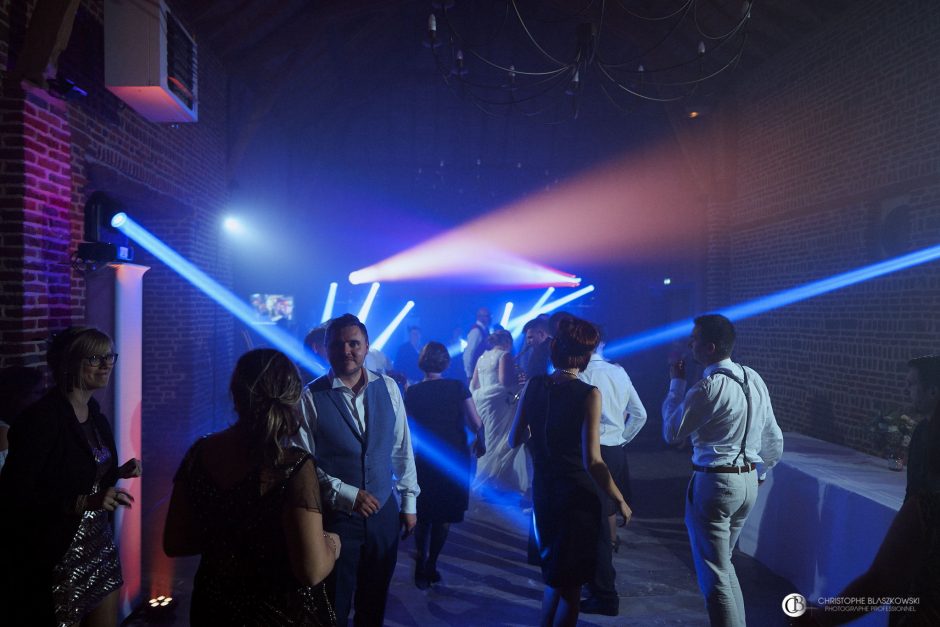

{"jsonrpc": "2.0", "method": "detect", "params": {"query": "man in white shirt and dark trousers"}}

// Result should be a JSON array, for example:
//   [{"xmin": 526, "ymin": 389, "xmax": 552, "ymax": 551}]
[
  {"xmin": 295, "ymin": 314, "xmax": 420, "ymax": 626},
  {"xmin": 662, "ymin": 314, "xmax": 783, "ymax": 627},
  {"xmin": 579, "ymin": 345, "xmax": 648, "ymax": 616}
]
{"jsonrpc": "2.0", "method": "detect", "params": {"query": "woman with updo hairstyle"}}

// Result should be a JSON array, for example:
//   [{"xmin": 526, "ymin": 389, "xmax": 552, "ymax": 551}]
[
  {"xmin": 0, "ymin": 326, "xmax": 141, "ymax": 626},
  {"xmin": 404, "ymin": 341, "xmax": 485, "ymax": 589},
  {"xmin": 164, "ymin": 348, "xmax": 340, "ymax": 625},
  {"xmin": 470, "ymin": 328, "xmax": 529, "ymax": 497},
  {"xmin": 510, "ymin": 316, "xmax": 632, "ymax": 627}
]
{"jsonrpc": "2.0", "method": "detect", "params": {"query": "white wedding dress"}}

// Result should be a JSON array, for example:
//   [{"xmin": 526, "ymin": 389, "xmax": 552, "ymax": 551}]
[{"xmin": 471, "ymin": 348, "xmax": 529, "ymax": 497}]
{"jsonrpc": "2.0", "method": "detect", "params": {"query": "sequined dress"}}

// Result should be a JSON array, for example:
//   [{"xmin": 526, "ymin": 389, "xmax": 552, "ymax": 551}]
[
  {"xmin": 52, "ymin": 419, "xmax": 123, "ymax": 626},
  {"xmin": 175, "ymin": 439, "xmax": 335, "ymax": 626}
]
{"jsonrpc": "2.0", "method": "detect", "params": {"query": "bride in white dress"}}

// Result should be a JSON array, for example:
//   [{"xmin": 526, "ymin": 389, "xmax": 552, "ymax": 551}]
[{"xmin": 471, "ymin": 330, "xmax": 529, "ymax": 497}]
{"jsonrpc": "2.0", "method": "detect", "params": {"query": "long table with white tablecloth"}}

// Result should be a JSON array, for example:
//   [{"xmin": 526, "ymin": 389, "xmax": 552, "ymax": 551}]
[{"xmin": 738, "ymin": 432, "xmax": 907, "ymax": 626}]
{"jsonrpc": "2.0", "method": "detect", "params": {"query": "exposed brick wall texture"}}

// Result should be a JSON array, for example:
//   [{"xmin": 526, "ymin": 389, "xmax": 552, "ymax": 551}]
[
  {"xmin": 704, "ymin": 0, "xmax": 940, "ymax": 454},
  {"xmin": 1, "ymin": 0, "xmax": 234, "ymax": 580}
]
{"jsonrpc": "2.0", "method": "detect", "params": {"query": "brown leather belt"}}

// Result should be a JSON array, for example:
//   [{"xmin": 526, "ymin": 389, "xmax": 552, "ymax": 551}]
[{"xmin": 692, "ymin": 462, "xmax": 756, "ymax": 474}]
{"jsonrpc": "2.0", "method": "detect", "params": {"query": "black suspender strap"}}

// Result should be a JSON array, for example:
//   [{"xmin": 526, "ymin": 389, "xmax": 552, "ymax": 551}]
[{"xmin": 712, "ymin": 364, "xmax": 752, "ymax": 467}]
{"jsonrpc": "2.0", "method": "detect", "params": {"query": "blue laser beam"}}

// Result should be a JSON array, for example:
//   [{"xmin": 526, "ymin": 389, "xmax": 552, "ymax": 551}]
[
  {"xmin": 356, "ymin": 282, "xmax": 381, "ymax": 323},
  {"xmin": 371, "ymin": 301, "xmax": 416, "ymax": 351},
  {"xmin": 605, "ymin": 242, "xmax": 940, "ymax": 358},
  {"xmin": 321, "ymin": 282, "xmax": 338, "ymax": 323},
  {"xmin": 508, "ymin": 284, "xmax": 595, "ymax": 332},
  {"xmin": 112, "ymin": 213, "xmax": 326, "ymax": 375}
]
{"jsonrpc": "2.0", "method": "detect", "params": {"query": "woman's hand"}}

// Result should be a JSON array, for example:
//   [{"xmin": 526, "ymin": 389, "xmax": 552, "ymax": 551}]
[
  {"xmin": 617, "ymin": 500, "xmax": 633, "ymax": 527},
  {"xmin": 87, "ymin": 486, "xmax": 134, "ymax": 512},
  {"xmin": 117, "ymin": 458, "xmax": 142, "ymax": 479},
  {"xmin": 324, "ymin": 532, "xmax": 341, "ymax": 559},
  {"xmin": 471, "ymin": 435, "xmax": 486, "ymax": 458}
]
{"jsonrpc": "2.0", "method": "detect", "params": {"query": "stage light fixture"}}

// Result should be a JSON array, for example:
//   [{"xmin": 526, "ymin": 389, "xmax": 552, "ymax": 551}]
[
  {"xmin": 111, "ymin": 213, "xmax": 327, "ymax": 376},
  {"xmin": 321, "ymin": 282, "xmax": 338, "ymax": 323},
  {"xmin": 356, "ymin": 282, "xmax": 381, "ymax": 323},
  {"xmin": 371, "ymin": 301, "xmax": 416, "ymax": 351},
  {"xmin": 81, "ymin": 192, "xmax": 133, "ymax": 262}
]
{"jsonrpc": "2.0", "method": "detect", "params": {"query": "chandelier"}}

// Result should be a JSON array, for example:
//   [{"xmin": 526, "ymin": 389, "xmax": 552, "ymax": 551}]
[{"xmin": 426, "ymin": 0, "xmax": 752, "ymax": 121}]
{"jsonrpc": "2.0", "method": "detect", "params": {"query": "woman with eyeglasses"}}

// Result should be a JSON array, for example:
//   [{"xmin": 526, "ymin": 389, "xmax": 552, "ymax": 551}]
[{"xmin": 0, "ymin": 326, "xmax": 142, "ymax": 626}]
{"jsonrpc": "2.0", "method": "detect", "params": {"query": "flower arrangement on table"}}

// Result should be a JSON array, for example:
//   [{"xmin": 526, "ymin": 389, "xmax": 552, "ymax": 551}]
[{"xmin": 870, "ymin": 409, "xmax": 920, "ymax": 467}]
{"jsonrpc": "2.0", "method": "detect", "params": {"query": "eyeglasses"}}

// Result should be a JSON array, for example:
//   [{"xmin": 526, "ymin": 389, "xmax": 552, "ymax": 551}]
[{"xmin": 84, "ymin": 353, "xmax": 118, "ymax": 367}]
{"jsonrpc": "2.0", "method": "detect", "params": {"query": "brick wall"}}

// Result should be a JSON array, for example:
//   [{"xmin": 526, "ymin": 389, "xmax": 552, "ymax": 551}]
[
  {"xmin": 1, "ymin": 0, "xmax": 234, "ymax": 583},
  {"xmin": 702, "ymin": 0, "xmax": 940, "ymax": 453}
]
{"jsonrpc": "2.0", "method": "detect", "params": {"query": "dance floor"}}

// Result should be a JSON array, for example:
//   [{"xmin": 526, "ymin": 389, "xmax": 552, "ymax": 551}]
[{"xmin": 129, "ymin": 427, "xmax": 797, "ymax": 626}]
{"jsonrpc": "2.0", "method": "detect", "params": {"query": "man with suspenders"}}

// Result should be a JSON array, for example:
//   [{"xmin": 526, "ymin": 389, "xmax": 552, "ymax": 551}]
[{"xmin": 662, "ymin": 314, "xmax": 784, "ymax": 627}]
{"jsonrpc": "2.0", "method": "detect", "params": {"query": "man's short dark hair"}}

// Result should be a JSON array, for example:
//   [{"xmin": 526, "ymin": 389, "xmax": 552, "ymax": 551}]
[
  {"xmin": 693, "ymin": 314, "xmax": 736, "ymax": 359},
  {"xmin": 304, "ymin": 326, "xmax": 326, "ymax": 351},
  {"xmin": 418, "ymin": 341, "xmax": 450, "ymax": 374},
  {"xmin": 908, "ymin": 355, "xmax": 940, "ymax": 390},
  {"xmin": 325, "ymin": 314, "xmax": 369, "ymax": 344},
  {"xmin": 522, "ymin": 317, "xmax": 550, "ymax": 335}
]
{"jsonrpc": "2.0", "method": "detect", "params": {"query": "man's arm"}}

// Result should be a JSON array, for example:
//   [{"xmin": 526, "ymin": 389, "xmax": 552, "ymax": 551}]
[
  {"xmin": 662, "ymin": 378, "xmax": 713, "ymax": 444},
  {"xmin": 295, "ymin": 388, "xmax": 360, "ymax": 513},
  {"xmin": 757, "ymin": 381, "xmax": 784, "ymax": 471},
  {"xmin": 621, "ymin": 371, "xmax": 648, "ymax": 444},
  {"xmin": 463, "ymin": 326, "xmax": 481, "ymax": 377},
  {"xmin": 385, "ymin": 376, "xmax": 420, "ymax": 513}
]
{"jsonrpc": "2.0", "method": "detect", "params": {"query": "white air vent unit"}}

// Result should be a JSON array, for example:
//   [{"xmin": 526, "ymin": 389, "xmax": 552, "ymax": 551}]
[{"xmin": 104, "ymin": 0, "xmax": 197, "ymax": 123}]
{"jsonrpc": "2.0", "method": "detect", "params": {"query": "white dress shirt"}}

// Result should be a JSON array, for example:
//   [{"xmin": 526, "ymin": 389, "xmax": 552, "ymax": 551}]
[
  {"xmin": 662, "ymin": 358, "xmax": 783, "ymax": 473},
  {"xmin": 580, "ymin": 353, "xmax": 648, "ymax": 446},
  {"xmin": 294, "ymin": 369, "xmax": 420, "ymax": 514}
]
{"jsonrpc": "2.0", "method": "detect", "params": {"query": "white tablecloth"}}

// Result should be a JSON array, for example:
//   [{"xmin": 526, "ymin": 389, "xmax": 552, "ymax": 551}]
[{"xmin": 738, "ymin": 432, "xmax": 906, "ymax": 626}]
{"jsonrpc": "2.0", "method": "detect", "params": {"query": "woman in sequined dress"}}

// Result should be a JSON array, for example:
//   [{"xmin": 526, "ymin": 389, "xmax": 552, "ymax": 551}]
[
  {"xmin": 164, "ymin": 349, "xmax": 340, "ymax": 626},
  {"xmin": 0, "ymin": 327, "xmax": 142, "ymax": 626}
]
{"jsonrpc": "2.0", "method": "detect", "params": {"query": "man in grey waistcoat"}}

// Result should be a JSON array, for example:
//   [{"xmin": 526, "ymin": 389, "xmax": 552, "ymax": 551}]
[{"xmin": 295, "ymin": 313, "xmax": 420, "ymax": 626}]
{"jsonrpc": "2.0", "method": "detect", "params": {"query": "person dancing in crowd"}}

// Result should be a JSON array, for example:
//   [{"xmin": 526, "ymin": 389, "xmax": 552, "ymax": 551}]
[
  {"xmin": 0, "ymin": 327, "xmax": 142, "ymax": 626},
  {"xmin": 509, "ymin": 316, "xmax": 632, "ymax": 627},
  {"xmin": 903, "ymin": 355, "xmax": 940, "ymax": 500},
  {"xmin": 164, "ymin": 348, "xmax": 340, "ymax": 625},
  {"xmin": 0, "ymin": 365, "xmax": 45, "ymax": 474},
  {"xmin": 794, "ymin": 404, "xmax": 939, "ymax": 625},
  {"xmin": 405, "ymin": 341, "xmax": 486, "ymax": 589},
  {"xmin": 662, "ymin": 314, "xmax": 783, "ymax": 627},
  {"xmin": 472, "ymin": 329, "xmax": 528, "ymax": 498}
]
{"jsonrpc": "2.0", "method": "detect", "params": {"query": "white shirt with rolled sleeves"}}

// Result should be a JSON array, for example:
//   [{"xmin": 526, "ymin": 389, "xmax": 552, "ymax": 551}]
[
  {"xmin": 294, "ymin": 369, "xmax": 420, "ymax": 514},
  {"xmin": 580, "ymin": 353, "xmax": 648, "ymax": 446},
  {"xmin": 661, "ymin": 358, "xmax": 783, "ymax": 478}
]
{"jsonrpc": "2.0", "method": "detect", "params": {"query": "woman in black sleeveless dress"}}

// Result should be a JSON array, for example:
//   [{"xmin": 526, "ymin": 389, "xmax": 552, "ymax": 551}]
[
  {"xmin": 405, "ymin": 341, "xmax": 485, "ymax": 589},
  {"xmin": 510, "ymin": 317, "xmax": 632, "ymax": 627},
  {"xmin": 164, "ymin": 349, "xmax": 339, "ymax": 625}
]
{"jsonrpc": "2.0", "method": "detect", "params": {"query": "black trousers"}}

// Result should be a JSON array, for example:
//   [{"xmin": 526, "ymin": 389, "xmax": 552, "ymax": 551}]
[
  {"xmin": 325, "ymin": 495, "xmax": 400, "ymax": 627},
  {"xmin": 587, "ymin": 443, "xmax": 631, "ymax": 601}
]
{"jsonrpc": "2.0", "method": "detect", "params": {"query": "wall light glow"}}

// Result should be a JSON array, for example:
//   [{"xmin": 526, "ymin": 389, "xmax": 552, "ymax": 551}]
[
  {"xmin": 605, "ymin": 242, "xmax": 940, "ymax": 359},
  {"xmin": 371, "ymin": 301, "xmax": 416, "ymax": 352},
  {"xmin": 113, "ymin": 214, "xmax": 326, "ymax": 375},
  {"xmin": 321, "ymin": 282, "xmax": 338, "ymax": 323},
  {"xmin": 356, "ymin": 282, "xmax": 381, "ymax": 323},
  {"xmin": 222, "ymin": 216, "xmax": 244, "ymax": 234}
]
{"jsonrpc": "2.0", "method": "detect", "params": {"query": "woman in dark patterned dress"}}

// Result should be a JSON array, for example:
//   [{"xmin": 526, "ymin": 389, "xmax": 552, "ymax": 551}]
[
  {"xmin": 0, "ymin": 327, "xmax": 142, "ymax": 626},
  {"xmin": 404, "ymin": 341, "xmax": 485, "ymax": 589},
  {"xmin": 509, "ymin": 317, "xmax": 632, "ymax": 627},
  {"xmin": 164, "ymin": 349, "xmax": 340, "ymax": 625}
]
